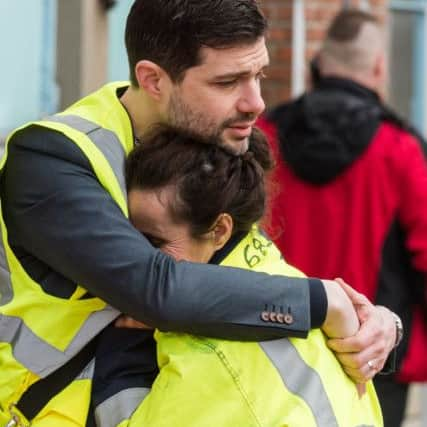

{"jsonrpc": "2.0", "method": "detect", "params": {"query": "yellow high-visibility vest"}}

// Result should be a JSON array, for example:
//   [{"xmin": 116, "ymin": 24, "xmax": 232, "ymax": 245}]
[
  {"xmin": 0, "ymin": 82, "xmax": 131, "ymax": 426},
  {"xmin": 101, "ymin": 227, "xmax": 383, "ymax": 427}
]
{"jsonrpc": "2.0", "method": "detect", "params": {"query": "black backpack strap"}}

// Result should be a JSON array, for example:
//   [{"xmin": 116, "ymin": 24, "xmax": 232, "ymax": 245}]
[{"xmin": 16, "ymin": 335, "xmax": 99, "ymax": 422}]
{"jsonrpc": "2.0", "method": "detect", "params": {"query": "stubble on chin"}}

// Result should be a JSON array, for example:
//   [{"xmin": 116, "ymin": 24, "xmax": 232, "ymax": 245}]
[{"xmin": 219, "ymin": 136, "xmax": 250, "ymax": 156}]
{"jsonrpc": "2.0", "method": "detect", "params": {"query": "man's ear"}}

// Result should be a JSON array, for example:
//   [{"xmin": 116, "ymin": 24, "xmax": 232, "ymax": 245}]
[
  {"xmin": 373, "ymin": 51, "xmax": 386, "ymax": 82},
  {"xmin": 134, "ymin": 60, "xmax": 169, "ymax": 101},
  {"xmin": 211, "ymin": 213, "xmax": 233, "ymax": 250},
  {"xmin": 373, "ymin": 52, "xmax": 388, "ymax": 99}
]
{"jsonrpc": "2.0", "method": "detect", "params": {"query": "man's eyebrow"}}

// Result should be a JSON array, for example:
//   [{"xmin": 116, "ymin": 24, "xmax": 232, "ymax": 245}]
[
  {"xmin": 212, "ymin": 66, "xmax": 268, "ymax": 80},
  {"xmin": 212, "ymin": 71, "xmax": 249, "ymax": 80}
]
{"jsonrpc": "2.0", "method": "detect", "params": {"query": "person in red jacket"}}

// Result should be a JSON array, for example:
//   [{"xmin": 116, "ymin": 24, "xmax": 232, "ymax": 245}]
[{"xmin": 259, "ymin": 9, "xmax": 427, "ymax": 427}]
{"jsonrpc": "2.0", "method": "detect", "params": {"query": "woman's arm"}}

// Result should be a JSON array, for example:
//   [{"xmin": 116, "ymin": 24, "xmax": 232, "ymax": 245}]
[{"xmin": 321, "ymin": 279, "xmax": 360, "ymax": 338}]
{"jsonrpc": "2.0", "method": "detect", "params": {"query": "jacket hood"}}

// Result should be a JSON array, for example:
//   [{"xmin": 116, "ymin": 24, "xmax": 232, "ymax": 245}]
[{"xmin": 268, "ymin": 78, "xmax": 383, "ymax": 185}]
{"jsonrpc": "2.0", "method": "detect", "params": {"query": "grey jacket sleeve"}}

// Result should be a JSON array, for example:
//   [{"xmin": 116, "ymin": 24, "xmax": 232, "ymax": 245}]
[{"xmin": 0, "ymin": 125, "xmax": 326, "ymax": 340}]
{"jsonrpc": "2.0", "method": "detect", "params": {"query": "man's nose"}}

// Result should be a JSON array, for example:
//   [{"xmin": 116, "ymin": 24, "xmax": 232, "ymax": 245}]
[{"xmin": 237, "ymin": 81, "xmax": 266, "ymax": 117}]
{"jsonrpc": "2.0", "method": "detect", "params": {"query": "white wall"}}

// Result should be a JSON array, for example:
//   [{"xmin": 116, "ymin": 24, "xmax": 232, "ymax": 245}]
[
  {"xmin": 0, "ymin": 0, "xmax": 57, "ymax": 137},
  {"xmin": 108, "ymin": 0, "xmax": 134, "ymax": 82}
]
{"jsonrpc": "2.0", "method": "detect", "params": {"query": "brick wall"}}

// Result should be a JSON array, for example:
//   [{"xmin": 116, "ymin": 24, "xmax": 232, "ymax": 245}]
[{"xmin": 260, "ymin": 0, "xmax": 388, "ymax": 108}]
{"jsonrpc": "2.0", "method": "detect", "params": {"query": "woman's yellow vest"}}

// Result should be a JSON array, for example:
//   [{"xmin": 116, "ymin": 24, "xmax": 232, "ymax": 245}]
[
  {"xmin": 0, "ymin": 82, "xmax": 132, "ymax": 426},
  {"xmin": 106, "ymin": 227, "xmax": 383, "ymax": 427}
]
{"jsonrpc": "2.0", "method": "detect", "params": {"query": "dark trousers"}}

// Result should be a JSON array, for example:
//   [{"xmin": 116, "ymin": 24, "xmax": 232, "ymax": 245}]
[{"xmin": 373, "ymin": 376, "xmax": 409, "ymax": 427}]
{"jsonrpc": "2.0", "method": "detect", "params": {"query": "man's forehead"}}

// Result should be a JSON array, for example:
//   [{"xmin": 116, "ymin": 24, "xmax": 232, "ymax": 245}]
[{"xmin": 196, "ymin": 38, "xmax": 269, "ymax": 74}]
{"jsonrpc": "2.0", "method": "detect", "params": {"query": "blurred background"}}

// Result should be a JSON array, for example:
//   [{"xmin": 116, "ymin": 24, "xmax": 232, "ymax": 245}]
[
  {"xmin": 1, "ymin": 0, "xmax": 426, "ymax": 140},
  {"xmin": 0, "ymin": 0, "xmax": 425, "ymax": 424}
]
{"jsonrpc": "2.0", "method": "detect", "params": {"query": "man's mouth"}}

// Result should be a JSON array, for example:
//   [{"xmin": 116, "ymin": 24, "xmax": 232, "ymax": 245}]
[{"xmin": 227, "ymin": 122, "xmax": 255, "ymax": 138}]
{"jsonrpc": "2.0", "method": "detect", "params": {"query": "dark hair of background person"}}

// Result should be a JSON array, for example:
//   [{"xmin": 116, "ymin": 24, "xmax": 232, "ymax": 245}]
[
  {"xmin": 125, "ymin": 125, "xmax": 273, "ymax": 238},
  {"xmin": 125, "ymin": 0, "xmax": 268, "ymax": 86},
  {"xmin": 326, "ymin": 9, "xmax": 378, "ymax": 42},
  {"xmin": 309, "ymin": 10, "xmax": 379, "ymax": 86}
]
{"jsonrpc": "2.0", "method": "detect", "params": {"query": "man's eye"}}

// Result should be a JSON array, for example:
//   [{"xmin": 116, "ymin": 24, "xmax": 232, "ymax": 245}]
[{"xmin": 216, "ymin": 80, "xmax": 237, "ymax": 87}]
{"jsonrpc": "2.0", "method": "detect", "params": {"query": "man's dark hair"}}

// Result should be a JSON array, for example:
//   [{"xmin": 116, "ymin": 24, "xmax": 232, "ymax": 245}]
[
  {"xmin": 327, "ymin": 9, "xmax": 379, "ymax": 42},
  {"xmin": 125, "ymin": 0, "xmax": 267, "ymax": 86},
  {"xmin": 125, "ymin": 125, "xmax": 273, "ymax": 237}
]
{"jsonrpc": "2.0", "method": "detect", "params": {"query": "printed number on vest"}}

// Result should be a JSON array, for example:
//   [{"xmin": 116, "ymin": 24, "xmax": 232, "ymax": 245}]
[{"xmin": 244, "ymin": 237, "xmax": 272, "ymax": 268}]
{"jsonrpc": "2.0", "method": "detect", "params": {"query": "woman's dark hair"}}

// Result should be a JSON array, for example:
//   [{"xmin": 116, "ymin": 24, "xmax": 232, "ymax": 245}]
[
  {"xmin": 125, "ymin": 125, "xmax": 273, "ymax": 238},
  {"xmin": 125, "ymin": 0, "xmax": 267, "ymax": 86}
]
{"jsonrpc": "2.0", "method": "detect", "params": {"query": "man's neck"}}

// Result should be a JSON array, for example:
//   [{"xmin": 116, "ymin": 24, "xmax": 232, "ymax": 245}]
[
  {"xmin": 119, "ymin": 86, "xmax": 162, "ymax": 141},
  {"xmin": 320, "ymin": 70, "xmax": 382, "ymax": 100},
  {"xmin": 315, "ymin": 76, "xmax": 380, "ymax": 102}
]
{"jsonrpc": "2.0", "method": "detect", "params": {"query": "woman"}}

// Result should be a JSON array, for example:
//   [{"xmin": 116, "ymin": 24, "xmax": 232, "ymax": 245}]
[{"xmin": 92, "ymin": 126, "xmax": 382, "ymax": 427}]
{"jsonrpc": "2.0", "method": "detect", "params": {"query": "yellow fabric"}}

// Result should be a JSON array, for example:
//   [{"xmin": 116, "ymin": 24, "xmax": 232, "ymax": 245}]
[
  {"xmin": 0, "ymin": 83, "xmax": 132, "ymax": 425},
  {"xmin": 30, "ymin": 379, "xmax": 92, "ymax": 427},
  {"xmin": 32, "ymin": 119, "xmax": 128, "ymax": 217},
  {"xmin": 59, "ymin": 81, "xmax": 134, "ymax": 155},
  {"xmin": 0, "ymin": 379, "xmax": 92, "ymax": 427},
  {"xmin": 126, "ymin": 226, "xmax": 382, "ymax": 427},
  {"xmin": 0, "ymin": 201, "xmax": 105, "ymax": 420}
]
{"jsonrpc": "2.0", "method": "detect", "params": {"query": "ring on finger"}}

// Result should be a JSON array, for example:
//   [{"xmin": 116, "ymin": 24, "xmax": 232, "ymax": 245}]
[{"xmin": 367, "ymin": 360, "xmax": 376, "ymax": 371}]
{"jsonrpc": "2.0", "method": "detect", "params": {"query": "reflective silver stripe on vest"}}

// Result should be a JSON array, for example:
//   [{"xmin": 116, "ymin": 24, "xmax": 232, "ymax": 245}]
[
  {"xmin": 95, "ymin": 387, "xmax": 151, "ymax": 427},
  {"xmin": 0, "ymin": 306, "xmax": 119, "ymax": 377},
  {"xmin": 260, "ymin": 339, "xmax": 339, "ymax": 427},
  {"xmin": 0, "ymin": 115, "xmax": 124, "ymax": 377},
  {"xmin": 75, "ymin": 358, "xmax": 95, "ymax": 381},
  {"xmin": 0, "ymin": 226, "xmax": 13, "ymax": 306},
  {"xmin": 46, "ymin": 114, "xmax": 127, "ymax": 201}
]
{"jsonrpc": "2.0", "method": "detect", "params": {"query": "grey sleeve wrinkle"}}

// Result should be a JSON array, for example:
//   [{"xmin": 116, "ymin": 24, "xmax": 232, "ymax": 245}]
[{"xmin": 1, "ymin": 125, "xmax": 317, "ymax": 340}]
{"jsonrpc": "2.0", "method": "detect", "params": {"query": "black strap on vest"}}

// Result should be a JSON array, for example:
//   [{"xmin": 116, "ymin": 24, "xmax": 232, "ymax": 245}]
[{"xmin": 16, "ymin": 335, "xmax": 99, "ymax": 422}]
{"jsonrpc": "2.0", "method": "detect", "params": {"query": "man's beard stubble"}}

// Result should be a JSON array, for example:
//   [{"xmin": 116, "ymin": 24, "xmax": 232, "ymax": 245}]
[{"xmin": 167, "ymin": 92, "xmax": 255, "ymax": 155}]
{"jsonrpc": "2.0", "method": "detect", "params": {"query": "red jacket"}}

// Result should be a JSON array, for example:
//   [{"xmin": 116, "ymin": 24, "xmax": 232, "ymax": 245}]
[{"xmin": 258, "ymin": 78, "xmax": 427, "ymax": 382}]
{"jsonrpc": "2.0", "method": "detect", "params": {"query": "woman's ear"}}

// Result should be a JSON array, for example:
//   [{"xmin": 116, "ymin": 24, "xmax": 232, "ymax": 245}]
[
  {"xmin": 212, "ymin": 213, "xmax": 233, "ymax": 250},
  {"xmin": 134, "ymin": 60, "xmax": 170, "ymax": 101}
]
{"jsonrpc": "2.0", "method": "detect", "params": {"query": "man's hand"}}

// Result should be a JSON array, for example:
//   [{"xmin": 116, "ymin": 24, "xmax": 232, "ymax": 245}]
[{"xmin": 327, "ymin": 279, "xmax": 396, "ymax": 384}]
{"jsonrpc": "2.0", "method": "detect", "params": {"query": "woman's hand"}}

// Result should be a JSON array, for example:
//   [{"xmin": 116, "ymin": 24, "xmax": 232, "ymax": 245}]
[{"xmin": 115, "ymin": 315, "xmax": 153, "ymax": 330}]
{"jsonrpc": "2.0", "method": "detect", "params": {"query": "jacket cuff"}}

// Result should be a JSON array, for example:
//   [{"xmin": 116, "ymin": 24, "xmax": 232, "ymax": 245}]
[{"xmin": 309, "ymin": 278, "xmax": 327, "ymax": 328}]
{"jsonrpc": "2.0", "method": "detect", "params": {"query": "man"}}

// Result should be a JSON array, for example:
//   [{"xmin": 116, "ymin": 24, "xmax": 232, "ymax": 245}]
[
  {"xmin": 0, "ymin": 2, "xmax": 396, "ymax": 424},
  {"xmin": 259, "ymin": 9, "xmax": 426, "ymax": 427}
]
